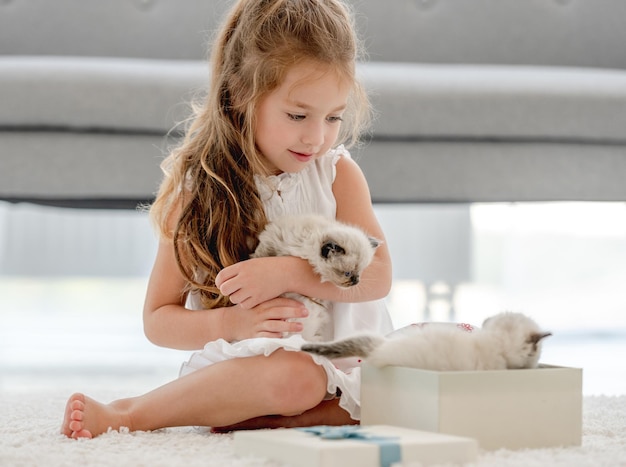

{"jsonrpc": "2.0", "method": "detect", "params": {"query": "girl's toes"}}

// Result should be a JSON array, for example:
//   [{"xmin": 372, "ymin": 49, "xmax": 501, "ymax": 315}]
[
  {"xmin": 71, "ymin": 429, "xmax": 93, "ymax": 439},
  {"xmin": 61, "ymin": 393, "xmax": 86, "ymax": 437},
  {"xmin": 69, "ymin": 419, "xmax": 83, "ymax": 432},
  {"xmin": 71, "ymin": 409, "xmax": 84, "ymax": 421},
  {"xmin": 70, "ymin": 398, "xmax": 85, "ymax": 411}
]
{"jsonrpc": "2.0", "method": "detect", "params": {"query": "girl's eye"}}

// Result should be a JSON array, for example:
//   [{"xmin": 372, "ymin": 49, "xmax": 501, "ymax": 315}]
[
  {"xmin": 287, "ymin": 113, "xmax": 305, "ymax": 121},
  {"xmin": 327, "ymin": 116, "xmax": 344, "ymax": 123}
]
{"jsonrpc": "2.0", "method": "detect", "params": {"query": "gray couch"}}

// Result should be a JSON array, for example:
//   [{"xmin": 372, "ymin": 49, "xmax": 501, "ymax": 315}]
[{"xmin": 2, "ymin": 0, "xmax": 626, "ymax": 208}]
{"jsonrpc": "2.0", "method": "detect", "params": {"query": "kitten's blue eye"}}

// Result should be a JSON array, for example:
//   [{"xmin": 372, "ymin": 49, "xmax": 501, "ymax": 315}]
[{"xmin": 344, "ymin": 271, "xmax": 351, "ymax": 277}]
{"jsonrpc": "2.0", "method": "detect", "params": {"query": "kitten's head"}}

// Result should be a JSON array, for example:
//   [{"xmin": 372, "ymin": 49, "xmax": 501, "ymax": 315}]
[
  {"xmin": 316, "ymin": 226, "xmax": 380, "ymax": 288},
  {"xmin": 482, "ymin": 312, "xmax": 552, "ymax": 369}
]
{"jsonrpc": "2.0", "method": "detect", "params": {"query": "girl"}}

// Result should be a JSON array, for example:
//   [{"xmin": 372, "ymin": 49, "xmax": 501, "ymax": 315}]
[{"xmin": 62, "ymin": 0, "xmax": 393, "ymax": 439}]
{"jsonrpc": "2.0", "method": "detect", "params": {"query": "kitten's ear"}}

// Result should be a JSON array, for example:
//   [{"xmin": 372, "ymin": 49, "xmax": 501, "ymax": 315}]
[
  {"xmin": 368, "ymin": 236, "xmax": 382, "ymax": 250},
  {"xmin": 321, "ymin": 241, "xmax": 346, "ymax": 258},
  {"xmin": 529, "ymin": 332, "xmax": 552, "ymax": 345}
]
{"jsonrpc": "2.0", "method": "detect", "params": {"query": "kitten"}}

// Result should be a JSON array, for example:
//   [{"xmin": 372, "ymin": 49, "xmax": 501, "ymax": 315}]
[
  {"xmin": 302, "ymin": 312, "xmax": 552, "ymax": 370},
  {"xmin": 251, "ymin": 214, "xmax": 380, "ymax": 342}
]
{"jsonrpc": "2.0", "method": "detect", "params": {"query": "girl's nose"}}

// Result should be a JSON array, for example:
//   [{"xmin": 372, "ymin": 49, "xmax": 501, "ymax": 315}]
[{"xmin": 301, "ymin": 120, "xmax": 325, "ymax": 149}]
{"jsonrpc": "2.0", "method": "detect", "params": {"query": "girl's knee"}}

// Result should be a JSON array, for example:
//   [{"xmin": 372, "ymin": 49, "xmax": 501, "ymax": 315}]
[{"xmin": 268, "ymin": 351, "xmax": 327, "ymax": 415}]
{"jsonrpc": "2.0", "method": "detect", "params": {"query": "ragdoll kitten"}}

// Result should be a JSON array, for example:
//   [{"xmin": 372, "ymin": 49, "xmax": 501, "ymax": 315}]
[
  {"xmin": 251, "ymin": 214, "xmax": 380, "ymax": 342},
  {"xmin": 302, "ymin": 312, "xmax": 552, "ymax": 370}
]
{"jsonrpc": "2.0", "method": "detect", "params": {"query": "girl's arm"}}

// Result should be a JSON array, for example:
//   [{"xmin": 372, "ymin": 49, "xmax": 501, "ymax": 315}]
[
  {"xmin": 216, "ymin": 154, "xmax": 392, "ymax": 308},
  {"xmin": 330, "ymin": 153, "xmax": 393, "ymax": 297},
  {"xmin": 143, "ymin": 206, "xmax": 308, "ymax": 350}
]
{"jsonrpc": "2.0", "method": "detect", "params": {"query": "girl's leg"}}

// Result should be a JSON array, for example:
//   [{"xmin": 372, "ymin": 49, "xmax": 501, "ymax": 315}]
[
  {"xmin": 61, "ymin": 350, "xmax": 327, "ymax": 439},
  {"xmin": 211, "ymin": 398, "xmax": 359, "ymax": 433}
]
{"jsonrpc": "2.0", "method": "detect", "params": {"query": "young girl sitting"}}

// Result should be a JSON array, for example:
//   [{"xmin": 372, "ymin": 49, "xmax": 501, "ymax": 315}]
[{"xmin": 62, "ymin": 0, "xmax": 393, "ymax": 439}]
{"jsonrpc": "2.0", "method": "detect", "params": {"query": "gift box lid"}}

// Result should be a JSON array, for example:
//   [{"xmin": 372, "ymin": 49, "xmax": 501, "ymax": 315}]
[{"xmin": 234, "ymin": 424, "xmax": 478, "ymax": 467}]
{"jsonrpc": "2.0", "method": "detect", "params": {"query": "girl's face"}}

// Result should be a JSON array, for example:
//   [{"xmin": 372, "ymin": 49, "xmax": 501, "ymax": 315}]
[{"xmin": 254, "ymin": 61, "xmax": 351, "ymax": 174}]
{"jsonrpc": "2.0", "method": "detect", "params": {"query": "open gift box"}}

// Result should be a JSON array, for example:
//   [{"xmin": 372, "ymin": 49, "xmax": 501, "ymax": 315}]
[
  {"xmin": 234, "ymin": 424, "xmax": 478, "ymax": 467},
  {"xmin": 361, "ymin": 362, "xmax": 583, "ymax": 450}
]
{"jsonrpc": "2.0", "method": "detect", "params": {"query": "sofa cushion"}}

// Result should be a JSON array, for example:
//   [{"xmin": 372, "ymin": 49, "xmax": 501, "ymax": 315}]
[
  {"xmin": 0, "ymin": 131, "xmax": 166, "ymax": 203},
  {"xmin": 4, "ymin": 57, "xmax": 626, "ymax": 145},
  {"xmin": 0, "ymin": 56, "xmax": 207, "ymax": 134},
  {"xmin": 360, "ymin": 62, "xmax": 626, "ymax": 143},
  {"xmin": 0, "ymin": 131, "xmax": 166, "ymax": 204}
]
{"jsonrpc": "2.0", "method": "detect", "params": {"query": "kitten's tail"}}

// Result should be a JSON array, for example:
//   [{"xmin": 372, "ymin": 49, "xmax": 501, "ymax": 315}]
[{"xmin": 301, "ymin": 334, "xmax": 384, "ymax": 359}]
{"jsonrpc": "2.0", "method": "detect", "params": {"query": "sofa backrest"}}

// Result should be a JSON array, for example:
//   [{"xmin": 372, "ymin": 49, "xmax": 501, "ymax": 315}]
[
  {"xmin": 2, "ymin": 0, "xmax": 626, "ymax": 69},
  {"xmin": 355, "ymin": 0, "xmax": 626, "ymax": 69},
  {"xmin": 0, "ymin": 0, "xmax": 229, "ymax": 60}
]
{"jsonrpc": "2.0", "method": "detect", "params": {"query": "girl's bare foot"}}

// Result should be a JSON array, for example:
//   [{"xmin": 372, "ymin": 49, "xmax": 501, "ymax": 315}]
[{"xmin": 61, "ymin": 393, "xmax": 133, "ymax": 439}]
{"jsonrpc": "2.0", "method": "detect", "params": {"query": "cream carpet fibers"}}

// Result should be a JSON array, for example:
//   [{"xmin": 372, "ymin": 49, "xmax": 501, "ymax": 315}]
[{"xmin": 1, "ymin": 390, "xmax": 624, "ymax": 467}]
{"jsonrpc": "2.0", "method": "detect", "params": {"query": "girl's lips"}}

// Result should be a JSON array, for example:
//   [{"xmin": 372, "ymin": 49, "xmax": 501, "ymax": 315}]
[{"xmin": 289, "ymin": 150, "xmax": 314, "ymax": 162}]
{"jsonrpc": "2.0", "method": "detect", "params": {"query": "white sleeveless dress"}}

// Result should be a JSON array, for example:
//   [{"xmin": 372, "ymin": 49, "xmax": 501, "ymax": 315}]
[{"xmin": 179, "ymin": 146, "xmax": 393, "ymax": 420}]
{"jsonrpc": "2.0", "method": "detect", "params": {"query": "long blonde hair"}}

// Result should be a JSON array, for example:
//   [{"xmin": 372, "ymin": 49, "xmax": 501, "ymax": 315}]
[{"xmin": 150, "ymin": 0, "xmax": 371, "ymax": 309}]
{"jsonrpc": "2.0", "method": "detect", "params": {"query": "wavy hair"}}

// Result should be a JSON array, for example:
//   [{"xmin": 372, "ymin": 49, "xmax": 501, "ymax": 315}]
[{"xmin": 149, "ymin": 0, "xmax": 371, "ymax": 309}]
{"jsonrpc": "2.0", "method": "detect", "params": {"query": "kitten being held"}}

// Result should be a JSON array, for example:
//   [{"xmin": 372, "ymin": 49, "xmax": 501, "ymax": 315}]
[
  {"xmin": 252, "ymin": 214, "xmax": 380, "ymax": 342},
  {"xmin": 302, "ymin": 312, "xmax": 552, "ymax": 370}
]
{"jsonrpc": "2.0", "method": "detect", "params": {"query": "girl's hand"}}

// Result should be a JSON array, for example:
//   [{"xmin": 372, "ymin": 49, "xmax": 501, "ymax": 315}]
[
  {"xmin": 225, "ymin": 297, "xmax": 309, "ymax": 340},
  {"xmin": 216, "ymin": 257, "xmax": 301, "ymax": 309}
]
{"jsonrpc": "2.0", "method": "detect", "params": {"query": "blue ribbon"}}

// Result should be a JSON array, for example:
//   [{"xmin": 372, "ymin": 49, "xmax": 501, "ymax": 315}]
[{"xmin": 297, "ymin": 426, "xmax": 401, "ymax": 467}]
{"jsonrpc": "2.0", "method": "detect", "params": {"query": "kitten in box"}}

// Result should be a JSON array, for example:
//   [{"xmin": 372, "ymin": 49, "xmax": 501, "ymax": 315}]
[
  {"xmin": 252, "ymin": 214, "xmax": 380, "ymax": 342},
  {"xmin": 302, "ymin": 312, "xmax": 552, "ymax": 370}
]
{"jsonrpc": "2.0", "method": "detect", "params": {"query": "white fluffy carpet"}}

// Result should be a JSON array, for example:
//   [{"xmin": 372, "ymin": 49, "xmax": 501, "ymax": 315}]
[{"xmin": 1, "ymin": 390, "xmax": 625, "ymax": 467}]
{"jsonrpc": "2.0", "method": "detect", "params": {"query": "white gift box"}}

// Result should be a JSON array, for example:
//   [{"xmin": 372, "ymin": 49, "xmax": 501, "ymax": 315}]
[
  {"xmin": 234, "ymin": 424, "xmax": 478, "ymax": 467},
  {"xmin": 361, "ymin": 363, "xmax": 583, "ymax": 451}
]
